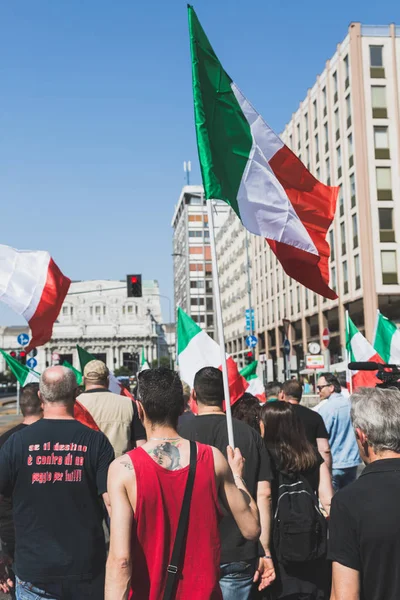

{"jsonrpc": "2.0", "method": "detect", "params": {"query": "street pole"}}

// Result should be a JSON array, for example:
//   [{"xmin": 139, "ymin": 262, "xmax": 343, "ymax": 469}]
[
  {"xmin": 16, "ymin": 380, "xmax": 20, "ymax": 416},
  {"xmin": 207, "ymin": 200, "xmax": 235, "ymax": 449},
  {"xmin": 245, "ymin": 230, "xmax": 254, "ymax": 337}
]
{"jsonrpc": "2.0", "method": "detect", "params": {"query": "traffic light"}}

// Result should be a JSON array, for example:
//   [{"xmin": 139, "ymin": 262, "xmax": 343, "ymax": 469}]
[
  {"xmin": 126, "ymin": 274, "xmax": 142, "ymax": 298},
  {"xmin": 10, "ymin": 351, "xmax": 17, "ymax": 359},
  {"xmin": 245, "ymin": 351, "xmax": 254, "ymax": 365},
  {"xmin": 19, "ymin": 351, "xmax": 27, "ymax": 365}
]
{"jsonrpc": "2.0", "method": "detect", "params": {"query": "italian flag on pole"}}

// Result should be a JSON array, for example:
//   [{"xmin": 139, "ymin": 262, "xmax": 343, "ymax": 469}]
[
  {"xmin": 188, "ymin": 6, "xmax": 338, "ymax": 299},
  {"xmin": 346, "ymin": 315, "xmax": 383, "ymax": 389},
  {"xmin": 140, "ymin": 348, "xmax": 150, "ymax": 371},
  {"xmin": 373, "ymin": 311, "xmax": 400, "ymax": 364},
  {"xmin": 240, "ymin": 361, "xmax": 265, "ymax": 403},
  {"xmin": 177, "ymin": 308, "xmax": 247, "ymax": 407},
  {"xmin": 0, "ymin": 350, "xmax": 98, "ymax": 430},
  {"xmin": 0, "ymin": 245, "xmax": 70, "ymax": 352}
]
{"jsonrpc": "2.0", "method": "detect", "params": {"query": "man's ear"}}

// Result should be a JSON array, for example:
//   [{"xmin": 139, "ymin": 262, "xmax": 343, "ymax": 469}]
[
  {"xmin": 38, "ymin": 391, "xmax": 44, "ymax": 411},
  {"xmin": 192, "ymin": 389, "xmax": 198, "ymax": 404},
  {"xmin": 137, "ymin": 400, "xmax": 145, "ymax": 422},
  {"xmin": 279, "ymin": 391, "xmax": 285, "ymax": 401}
]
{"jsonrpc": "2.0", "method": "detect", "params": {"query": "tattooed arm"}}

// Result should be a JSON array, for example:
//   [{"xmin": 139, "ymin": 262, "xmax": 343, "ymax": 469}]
[{"xmin": 105, "ymin": 457, "xmax": 136, "ymax": 600}]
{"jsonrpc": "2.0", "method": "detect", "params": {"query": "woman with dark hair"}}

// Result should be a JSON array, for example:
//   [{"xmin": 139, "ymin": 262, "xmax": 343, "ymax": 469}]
[
  {"xmin": 231, "ymin": 393, "xmax": 263, "ymax": 435},
  {"xmin": 260, "ymin": 402, "xmax": 333, "ymax": 600}
]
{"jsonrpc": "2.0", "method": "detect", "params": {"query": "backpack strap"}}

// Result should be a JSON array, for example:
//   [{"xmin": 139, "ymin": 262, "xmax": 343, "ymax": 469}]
[{"xmin": 163, "ymin": 441, "xmax": 197, "ymax": 600}]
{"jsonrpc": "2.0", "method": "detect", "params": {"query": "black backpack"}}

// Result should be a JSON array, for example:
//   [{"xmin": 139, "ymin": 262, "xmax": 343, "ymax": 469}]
[{"xmin": 273, "ymin": 471, "xmax": 327, "ymax": 565}]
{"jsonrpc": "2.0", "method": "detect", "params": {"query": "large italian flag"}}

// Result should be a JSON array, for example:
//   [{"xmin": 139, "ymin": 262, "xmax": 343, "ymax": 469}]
[
  {"xmin": 240, "ymin": 361, "xmax": 265, "ymax": 403},
  {"xmin": 373, "ymin": 311, "xmax": 400, "ymax": 364},
  {"xmin": 77, "ymin": 345, "xmax": 133, "ymax": 398},
  {"xmin": 0, "ymin": 245, "xmax": 70, "ymax": 352},
  {"xmin": 177, "ymin": 308, "xmax": 247, "ymax": 407},
  {"xmin": 346, "ymin": 316, "xmax": 383, "ymax": 389},
  {"xmin": 188, "ymin": 6, "xmax": 338, "ymax": 299},
  {"xmin": 0, "ymin": 350, "xmax": 98, "ymax": 430}
]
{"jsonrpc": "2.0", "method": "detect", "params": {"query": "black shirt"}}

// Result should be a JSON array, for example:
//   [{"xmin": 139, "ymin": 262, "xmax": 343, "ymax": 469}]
[
  {"xmin": 292, "ymin": 403, "xmax": 329, "ymax": 446},
  {"xmin": 0, "ymin": 419, "xmax": 115, "ymax": 582},
  {"xmin": 0, "ymin": 423, "xmax": 28, "ymax": 557},
  {"xmin": 179, "ymin": 414, "xmax": 273, "ymax": 563},
  {"xmin": 329, "ymin": 458, "xmax": 400, "ymax": 600}
]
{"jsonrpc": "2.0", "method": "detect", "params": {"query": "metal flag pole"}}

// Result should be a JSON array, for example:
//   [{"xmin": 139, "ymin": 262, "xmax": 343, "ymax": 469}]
[
  {"xmin": 207, "ymin": 199, "xmax": 235, "ymax": 449},
  {"xmin": 16, "ymin": 380, "xmax": 21, "ymax": 416},
  {"xmin": 345, "ymin": 310, "xmax": 353, "ymax": 395}
]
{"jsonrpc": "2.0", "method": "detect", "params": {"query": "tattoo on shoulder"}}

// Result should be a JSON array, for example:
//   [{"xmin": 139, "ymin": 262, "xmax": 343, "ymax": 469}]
[
  {"xmin": 120, "ymin": 460, "xmax": 133, "ymax": 471},
  {"xmin": 147, "ymin": 441, "xmax": 182, "ymax": 471}
]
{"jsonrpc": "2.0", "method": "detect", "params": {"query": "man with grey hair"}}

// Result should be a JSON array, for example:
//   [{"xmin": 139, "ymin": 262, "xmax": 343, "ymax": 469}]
[
  {"xmin": 329, "ymin": 387, "xmax": 400, "ymax": 600},
  {"xmin": 0, "ymin": 366, "xmax": 114, "ymax": 600}
]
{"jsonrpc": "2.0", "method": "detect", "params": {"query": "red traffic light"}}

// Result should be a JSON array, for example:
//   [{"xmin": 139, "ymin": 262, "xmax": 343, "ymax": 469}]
[
  {"xmin": 130, "ymin": 276, "xmax": 138, "ymax": 284},
  {"xmin": 246, "ymin": 352, "xmax": 253, "ymax": 357},
  {"xmin": 19, "ymin": 351, "xmax": 27, "ymax": 358},
  {"xmin": 10, "ymin": 351, "xmax": 17, "ymax": 358}
]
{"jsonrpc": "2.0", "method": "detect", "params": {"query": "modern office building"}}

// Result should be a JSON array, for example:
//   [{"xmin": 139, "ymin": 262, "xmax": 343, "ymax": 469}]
[
  {"xmin": 252, "ymin": 23, "xmax": 400, "ymax": 379},
  {"xmin": 171, "ymin": 185, "xmax": 229, "ymax": 339},
  {"xmin": 215, "ymin": 207, "xmax": 253, "ymax": 368}
]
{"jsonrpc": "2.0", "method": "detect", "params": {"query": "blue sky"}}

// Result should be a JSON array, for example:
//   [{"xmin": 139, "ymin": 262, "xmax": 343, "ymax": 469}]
[{"xmin": 1, "ymin": 0, "xmax": 399, "ymax": 327}]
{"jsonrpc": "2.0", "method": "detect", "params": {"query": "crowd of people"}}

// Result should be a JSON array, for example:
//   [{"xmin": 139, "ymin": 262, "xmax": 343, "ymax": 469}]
[{"xmin": 0, "ymin": 360, "xmax": 398, "ymax": 600}]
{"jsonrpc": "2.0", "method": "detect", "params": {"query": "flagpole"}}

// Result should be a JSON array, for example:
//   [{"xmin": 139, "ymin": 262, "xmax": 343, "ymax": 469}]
[
  {"xmin": 207, "ymin": 199, "xmax": 235, "ymax": 449},
  {"xmin": 16, "ymin": 380, "xmax": 21, "ymax": 416},
  {"xmin": 345, "ymin": 310, "xmax": 353, "ymax": 395}
]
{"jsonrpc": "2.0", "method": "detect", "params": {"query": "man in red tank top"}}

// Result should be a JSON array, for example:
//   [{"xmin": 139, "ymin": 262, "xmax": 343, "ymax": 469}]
[{"xmin": 105, "ymin": 368, "xmax": 261, "ymax": 600}]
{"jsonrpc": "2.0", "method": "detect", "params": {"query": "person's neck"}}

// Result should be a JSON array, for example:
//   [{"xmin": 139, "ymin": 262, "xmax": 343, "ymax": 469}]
[
  {"xmin": 287, "ymin": 398, "xmax": 299, "ymax": 405},
  {"xmin": 84, "ymin": 384, "xmax": 107, "ymax": 392},
  {"xmin": 144, "ymin": 423, "xmax": 180, "ymax": 441},
  {"xmin": 22, "ymin": 415, "xmax": 42, "ymax": 426},
  {"xmin": 43, "ymin": 404, "xmax": 75, "ymax": 420},
  {"xmin": 196, "ymin": 404, "xmax": 224, "ymax": 416},
  {"xmin": 367, "ymin": 450, "xmax": 400, "ymax": 463}
]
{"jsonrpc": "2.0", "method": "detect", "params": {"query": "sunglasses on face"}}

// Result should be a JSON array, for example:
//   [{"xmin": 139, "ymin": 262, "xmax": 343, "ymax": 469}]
[{"xmin": 317, "ymin": 384, "xmax": 330, "ymax": 392}]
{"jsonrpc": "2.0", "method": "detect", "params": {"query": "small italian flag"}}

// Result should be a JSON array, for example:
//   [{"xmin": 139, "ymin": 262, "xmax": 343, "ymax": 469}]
[
  {"xmin": 346, "ymin": 315, "xmax": 383, "ymax": 389},
  {"xmin": 77, "ymin": 345, "xmax": 133, "ymax": 398},
  {"xmin": 373, "ymin": 311, "xmax": 400, "ymax": 365},
  {"xmin": 140, "ymin": 348, "xmax": 150, "ymax": 371},
  {"xmin": 188, "ymin": 6, "xmax": 338, "ymax": 300},
  {"xmin": 0, "ymin": 244, "xmax": 70, "ymax": 352},
  {"xmin": 0, "ymin": 350, "xmax": 98, "ymax": 430},
  {"xmin": 63, "ymin": 360, "xmax": 83, "ymax": 385},
  {"xmin": 240, "ymin": 361, "xmax": 265, "ymax": 403},
  {"xmin": 177, "ymin": 308, "xmax": 247, "ymax": 407},
  {"xmin": 0, "ymin": 349, "xmax": 40, "ymax": 386}
]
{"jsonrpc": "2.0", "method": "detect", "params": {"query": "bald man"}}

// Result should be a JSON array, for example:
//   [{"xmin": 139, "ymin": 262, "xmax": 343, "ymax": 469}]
[{"xmin": 0, "ymin": 366, "xmax": 114, "ymax": 600}]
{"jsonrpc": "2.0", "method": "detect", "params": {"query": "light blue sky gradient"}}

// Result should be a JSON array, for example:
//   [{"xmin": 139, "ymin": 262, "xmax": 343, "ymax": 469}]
[{"xmin": 1, "ymin": 0, "xmax": 398, "ymax": 328}]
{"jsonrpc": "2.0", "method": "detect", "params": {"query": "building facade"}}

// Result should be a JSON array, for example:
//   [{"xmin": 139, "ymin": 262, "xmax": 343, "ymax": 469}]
[
  {"xmin": 215, "ymin": 207, "xmax": 253, "ymax": 368},
  {"xmin": 0, "ymin": 279, "xmax": 170, "ymax": 375},
  {"xmin": 252, "ymin": 23, "xmax": 400, "ymax": 380},
  {"xmin": 171, "ymin": 185, "xmax": 229, "ymax": 339}
]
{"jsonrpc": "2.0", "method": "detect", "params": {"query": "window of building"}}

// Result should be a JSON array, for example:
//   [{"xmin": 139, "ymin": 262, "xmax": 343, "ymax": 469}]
[
  {"xmin": 334, "ymin": 109, "xmax": 340, "ymax": 140},
  {"xmin": 322, "ymin": 86, "xmax": 327, "ymax": 116},
  {"xmin": 205, "ymin": 263, "xmax": 212, "ymax": 274},
  {"xmin": 344, "ymin": 55, "xmax": 350, "ymax": 88},
  {"xmin": 316, "ymin": 167, "xmax": 320, "ymax": 180},
  {"xmin": 188, "ymin": 215, "xmax": 202, "ymax": 222},
  {"xmin": 190, "ymin": 195, "xmax": 203, "ymax": 205},
  {"xmin": 95, "ymin": 306, "xmax": 101, "ymax": 315},
  {"xmin": 374, "ymin": 126, "xmax": 390, "ymax": 159},
  {"xmin": 70, "ymin": 307, "xmax": 74, "ymax": 316},
  {"xmin": 370, "ymin": 46, "xmax": 385, "ymax": 77},
  {"xmin": 329, "ymin": 229, "xmax": 335, "ymax": 260},
  {"xmin": 297, "ymin": 286, "xmax": 301, "ymax": 313},
  {"xmin": 376, "ymin": 166, "xmax": 392, "ymax": 200},
  {"xmin": 379, "ymin": 208, "xmax": 395, "ymax": 242},
  {"xmin": 371, "ymin": 86, "xmax": 387, "ymax": 118},
  {"xmin": 336, "ymin": 145, "xmax": 342, "ymax": 178},
  {"xmin": 354, "ymin": 255, "xmax": 361, "ymax": 290},
  {"xmin": 315, "ymin": 133, "xmax": 320, "ymax": 162},
  {"xmin": 121, "ymin": 306, "xmax": 125, "ymax": 315},
  {"xmin": 190, "ymin": 280, "xmax": 204, "ymax": 288},
  {"xmin": 340, "ymin": 222, "xmax": 346, "ymax": 255},
  {"xmin": 346, "ymin": 94, "xmax": 352, "ymax": 128},
  {"xmin": 313, "ymin": 293, "xmax": 317, "ymax": 307},
  {"xmin": 188, "ymin": 230, "xmax": 202, "ymax": 238},
  {"xmin": 276, "ymin": 268, "xmax": 279, "ymax": 293},
  {"xmin": 325, "ymin": 157, "xmax": 331, "ymax": 186},
  {"xmin": 304, "ymin": 112, "xmax": 309, "ymax": 140},
  {"xmin": 204, "ymin": 230, "xmax": 210, "ymax": 239},
  {"xmin": 313, "ymin": 100, "xmax": 318, "ymax": 128},
  {"xmin": 352, "ymin": 214, "xmax": 359, "ymax": 248},
  {"xmin": 338, "ymin": 185, "xmax": 344, "ymax": 217},
  {"xmin": 305, "ymin": 289, "xmax": 309, "ymax": 310},
  {"xmin": 206, "ymin": 297, "xmax": 213, "ymax": 311},
  {"xmin": 350, "ymin": 173, "xmax": 356, "ymax": 208},
  {"xmin": 103, "ymin": 306, "xmax": 106, "ymax": 315},
  {"xmin": 331, "ymin": 265, "xmax": 337, "ymax": 292},
  {"xmin": 348, "ymin": 133, "xmax": 354, "ymax": 167},
  {"xmin": 205, "ymin": 280, "xmax": 213, "ymax": 293},
  {"xmin": 333, "ymin": 71, "xmax": 338, "ymax": 102},
  {"xmin": 127, "ymin": 305, "xmax": 133, "ymax": 314},
  {"xmin": 324, "ymin": 122, "xmax": 329, "ymax": 153},
  {"xmin": 289, "ymin": 134, "xmax": 293, "ymax": 148},
  {"xmin": 193, "ymin": 314, "xmax": 205, "ymax": 323},
  {"xmin": 62, "ymin": 306, "xmax": 68, "ymax": 315},
  {"xmin": 207, "ymin": 314, "xmax": 214, "ymax": 328},
  {"xmin": 343, "ymin": 260, "xmax": 349, "ymax": 294},
  {"xmin": 381, "ymin": 250, "xmax": 398, "ymax": 284},
  {"xmin": 297, "ymin": 123, "xmax": 301, "ymax": 149},
  {"xmin": 190, "ymin": 297, "xmax": 204, "ymax": 306},
  {"xmin": 306, "ymin": 145, "xmax": 310, "ymax": 169}
]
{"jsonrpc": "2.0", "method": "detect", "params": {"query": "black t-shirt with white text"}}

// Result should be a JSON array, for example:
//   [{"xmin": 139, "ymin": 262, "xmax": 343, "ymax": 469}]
[
  {"xmin": 179, "ymin": 414, "xmax": 273, "ymax": 563},
  {"xmin": 0, "ymin": 419, "xmax": 114, "ymax": 583}
]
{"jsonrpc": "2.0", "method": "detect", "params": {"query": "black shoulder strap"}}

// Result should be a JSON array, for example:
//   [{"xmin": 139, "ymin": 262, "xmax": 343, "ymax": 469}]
[{"xmin": 163, "ymin": 440, "xmax": 197, "ymax": 600}]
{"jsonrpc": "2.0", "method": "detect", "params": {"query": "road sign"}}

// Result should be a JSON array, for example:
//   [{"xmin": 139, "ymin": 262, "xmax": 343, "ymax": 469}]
[
  {"xmin": 52, "ymin": 353, "xmax": 61, "ymax": 364},
  {"xmin": 26, "ymin": 357, "xmax": 37, "ymax": 370},
  {"xmin": 283, "ymin": 339, "xmax": 291, "ymax": 355},
  {"xmin": 245, "ymin": 335, "xmax": 258, "ymax": 348},
  {"xmin": 245, "ymin": 309, "xmax": 254, "ymax": 316},
  {"xmin": 17, "ymin": 333, "xmax": 30, "ymax": 347},
  {"xmin": 29, "ymin": 348, "xmax": 38, "ymax": 358},
  {"xmin": 322, "ymin": 327, "xmax": 330, "ymax": 349},
  {"xmin": 306, "ymin": 355, "xmax": 325, "ymax": 369}
]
